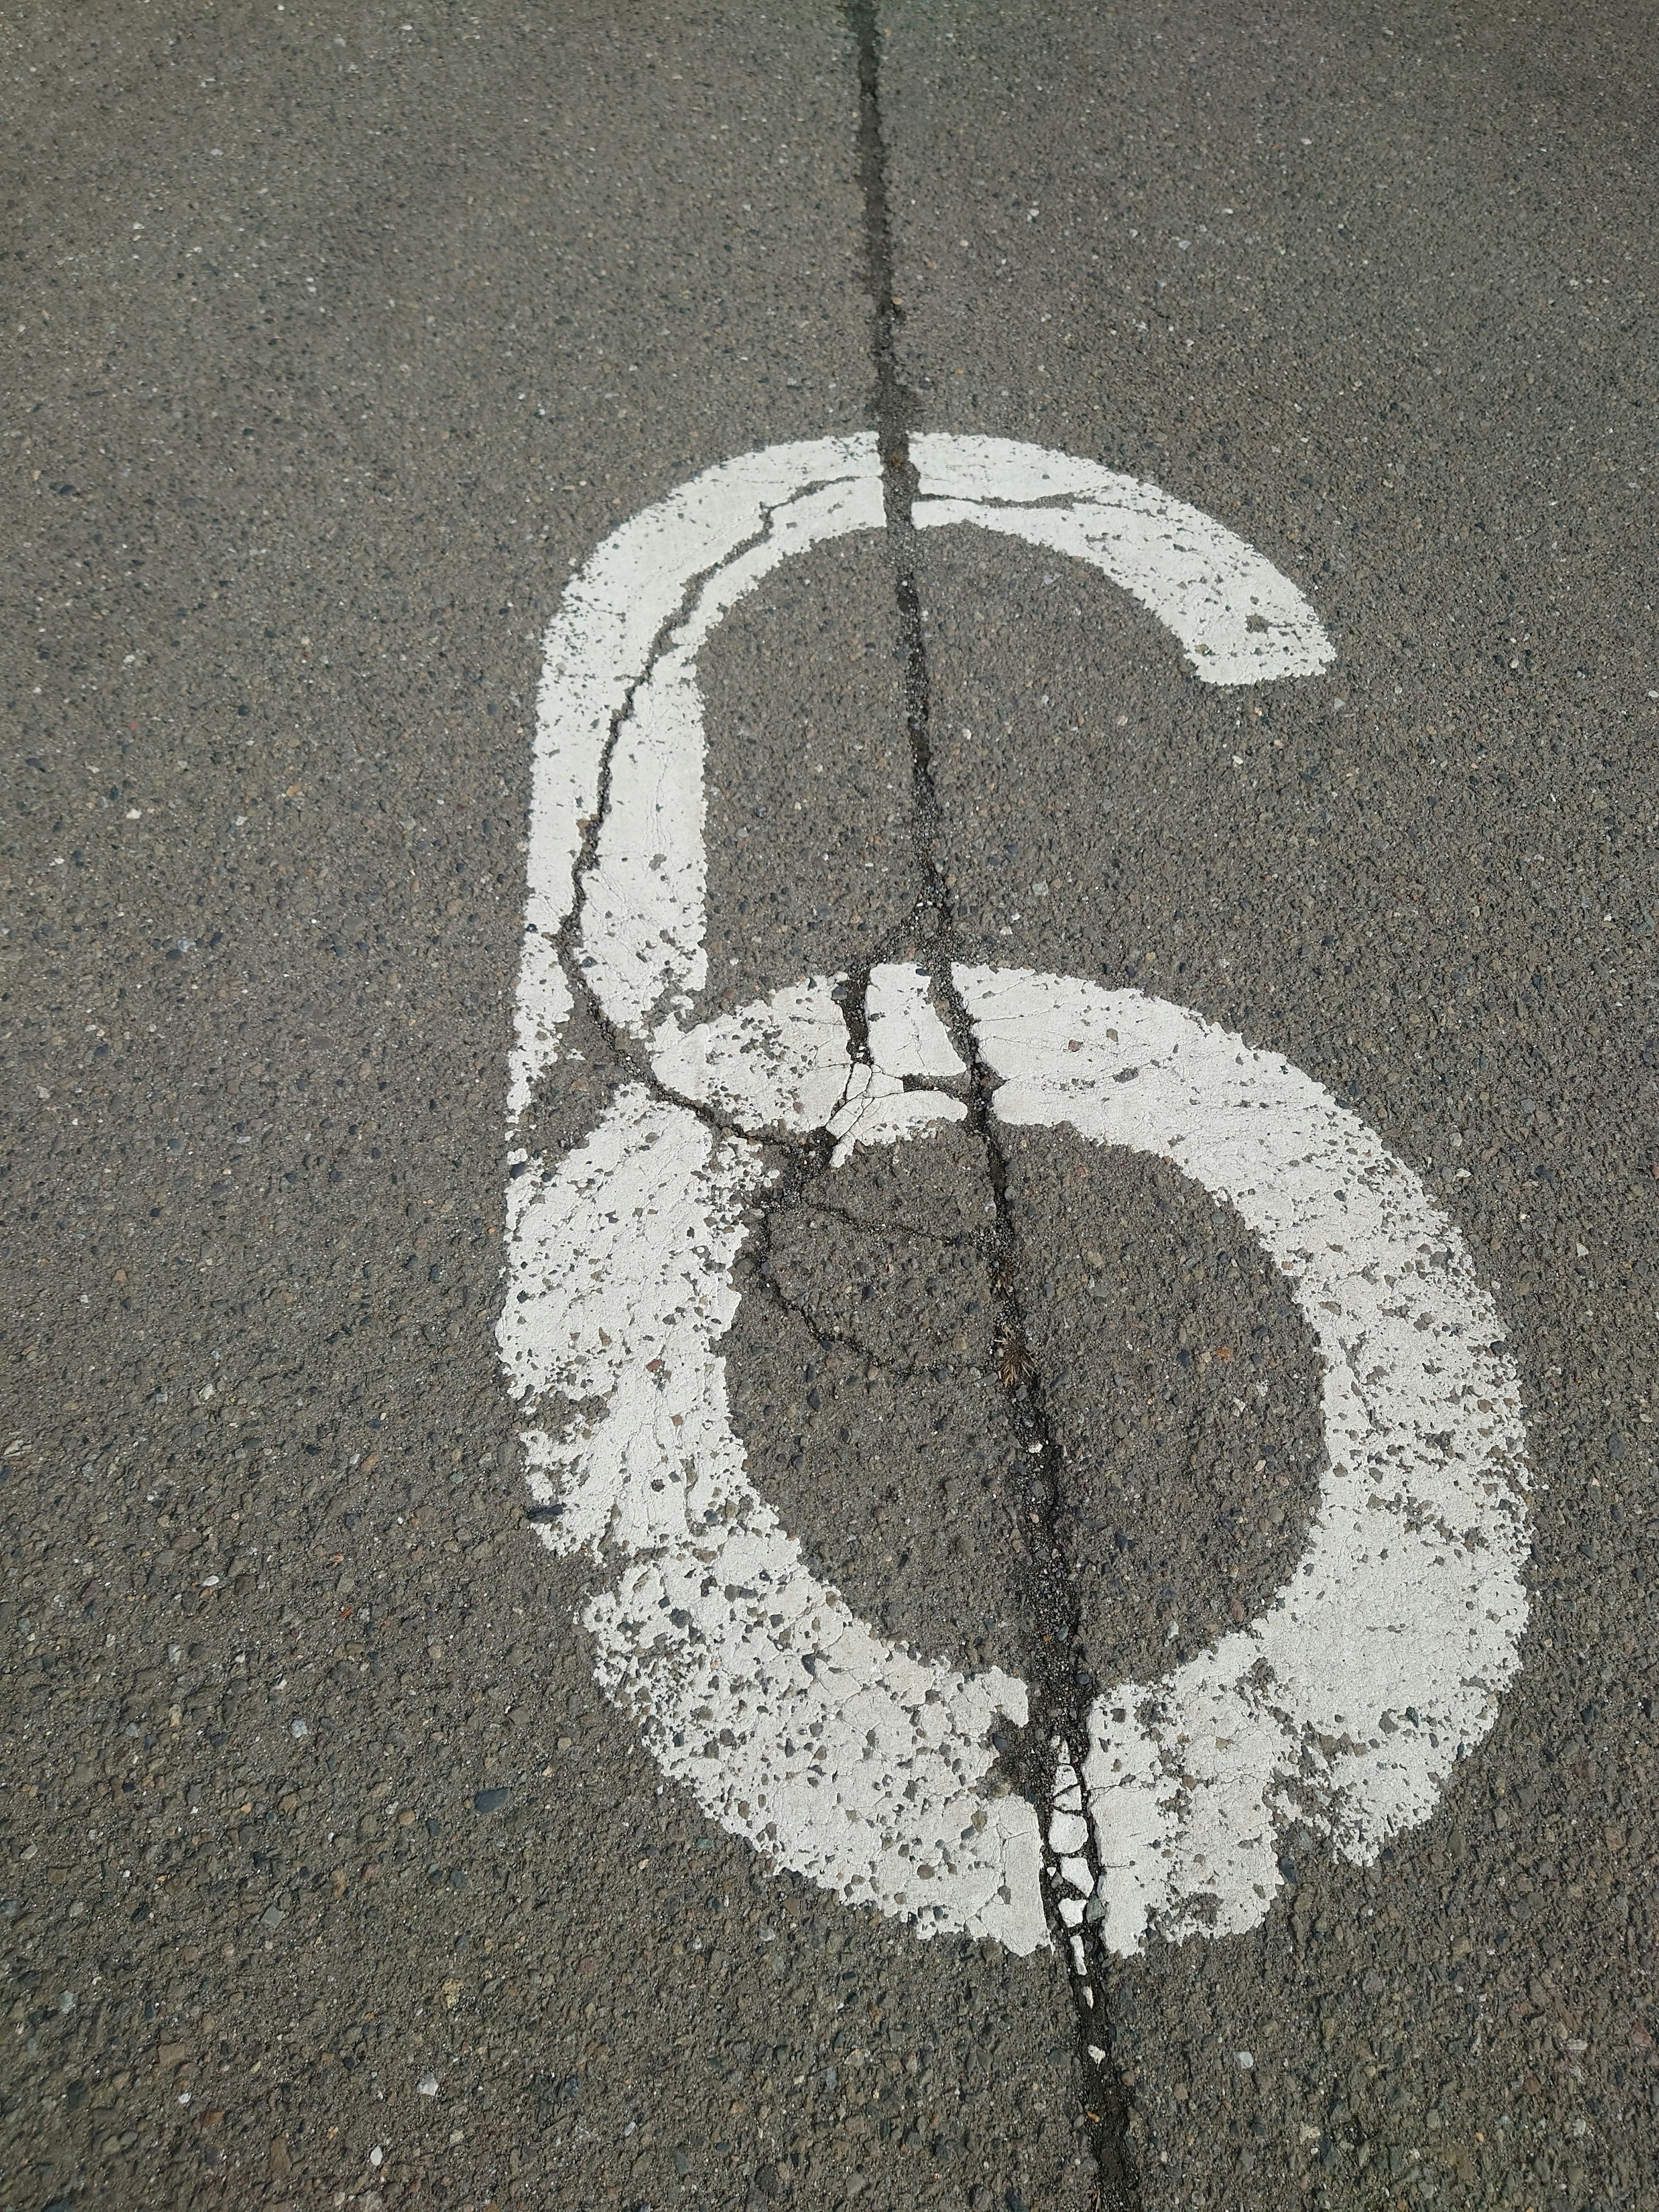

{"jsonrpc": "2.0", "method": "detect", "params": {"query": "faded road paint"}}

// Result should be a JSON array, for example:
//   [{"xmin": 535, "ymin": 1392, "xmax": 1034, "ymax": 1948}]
[
  {"xmin": 961, "ymin": 968, "xmax": 1529, "ymax": 1951},
  {"xmin": 498, "ymin": 436, "xmax": 1526, "ymax": 1955},
  {"xmin": 506, "ymin": 434, "xmax": 1333, "ymax": 1119}
]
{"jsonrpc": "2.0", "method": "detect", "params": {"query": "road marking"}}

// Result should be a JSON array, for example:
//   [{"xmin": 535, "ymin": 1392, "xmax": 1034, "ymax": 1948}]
[
  {"xmin": 961, "ymin": 969, "xmax": 1529, "ymax": 1951},
  {"xmin": 499, "ymin": 436, "xmax": 1528, "ymax": 1957},
  {"xmin": 506, "ymin": 434, "xmax": 1330, "ymax": 1116}
]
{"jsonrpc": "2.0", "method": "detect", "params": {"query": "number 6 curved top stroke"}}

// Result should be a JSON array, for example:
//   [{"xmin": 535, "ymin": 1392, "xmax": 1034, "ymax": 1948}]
[
  {"xmin": 498, "ymin": 434, "xmax": 1529, "ymax": 1958},
  {"xmin": 507, "ymin": 432, "xmax": 1333, "ymax": 1104}
]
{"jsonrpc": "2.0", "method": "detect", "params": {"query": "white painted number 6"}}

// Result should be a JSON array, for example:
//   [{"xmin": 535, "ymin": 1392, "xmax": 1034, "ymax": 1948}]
[{"xmin": 497, "ymin": 436, "xmax": 1529, "ymax": 1958}]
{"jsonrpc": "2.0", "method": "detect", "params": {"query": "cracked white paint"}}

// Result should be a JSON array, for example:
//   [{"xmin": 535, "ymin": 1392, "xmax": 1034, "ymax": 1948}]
[
  {"xmin": 959, "ymin": 968, "xmax": 1529, "ymax": 1954},
  {"xmin": 650, "ymin": 973, "xmax": 866, "ymax": 1138},
  {"xmin": 501, "ymin": 433, "xmax": 1526, "ymax": 1959},
  {"xmin": 501, "ymin": 1081, "xmax": 1044, "ymax": 1953},
  {"xmin": 911, "ymin": 435, "xmax": 1335, "ymax": 686},
  {"xmin": 1049, "ymin": 1745, "xmax": 1095, "ymax": 1941},
  {"xmin": 645, "ymin": 963, "xmax": 969, "ymax": 1166},
  {"xmin": 866, "ymin": 962, "xmax": 966, "ymax": 1079},
  {"xmin": 509, "ymin": 433, "xmax": 1332, "ymax": 1119},
  {"xmin": 831, "ymin": 963, "xmax": 969, "ymax": 1167},
  {"xmin": 509, "ymin": 438, "xmax": 882, "ymax": 1118}
]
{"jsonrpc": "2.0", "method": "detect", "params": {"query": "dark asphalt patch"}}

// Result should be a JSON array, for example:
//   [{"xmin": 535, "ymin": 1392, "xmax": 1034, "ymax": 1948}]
[
  {"xmin": 696, "ymin": 533, "xmax": 917, "ymax": 1028},
  {"xmin": 1005, "ymin": 1128, "xmax": 1325, "ymax": 1690}
]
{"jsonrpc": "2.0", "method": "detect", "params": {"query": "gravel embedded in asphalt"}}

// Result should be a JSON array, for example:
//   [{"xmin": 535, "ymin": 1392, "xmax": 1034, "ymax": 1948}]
[{"xmin": 5, "ymin": 4, "xmax": 1657, "ymax": 2208}]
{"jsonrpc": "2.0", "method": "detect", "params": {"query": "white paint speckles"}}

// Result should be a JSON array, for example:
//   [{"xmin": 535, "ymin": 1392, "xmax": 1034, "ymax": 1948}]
[
  {"xmin": 590, "ymin": 1533, "xmax": 1043, "ymax": 1953},
  {"xmin": 958, "ymin": 968, "xmax": 1529, "ymax": 1953},
  {"xmin": 501, "ymin": 1081, "xmax": 1045, "ymax": 1953},
  {"xmin": 500, "ymin": 1086, "xmax": 760, "ymax": 1560},
  {"xmin": 501, "ymin": 433, "xmax": 1526, "ymax": 1962}
]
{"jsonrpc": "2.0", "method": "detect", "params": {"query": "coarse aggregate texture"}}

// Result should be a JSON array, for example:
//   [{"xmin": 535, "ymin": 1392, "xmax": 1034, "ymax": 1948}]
[
  {"xmin": 884, "ymin": 7, "xmax": 1659, "ymax": 2202},
  {"xmin": 1001, "ymin": 1130, "xmax": 1326, "ymax": 1691},
  {"xmin": 729, "ymin": 1122, "xmax": 1034, "ymax": 1687},
  {"xmin": 5, "ymin": 2, "xmax": 1658, "ymax": 2210},
  {"xmin": 694, "ymin": 534, "xmax": 918, "ymax": 1028}
]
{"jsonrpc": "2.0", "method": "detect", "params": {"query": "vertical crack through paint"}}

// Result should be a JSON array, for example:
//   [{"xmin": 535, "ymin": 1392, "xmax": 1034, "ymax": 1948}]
[
  {"xmin": 538, "ymin": 497, "xmax": 857, "ymax": 1167},
  {"xmin": 843, "ymin": 6, "xmax": 1143, "ymax": 2207}
]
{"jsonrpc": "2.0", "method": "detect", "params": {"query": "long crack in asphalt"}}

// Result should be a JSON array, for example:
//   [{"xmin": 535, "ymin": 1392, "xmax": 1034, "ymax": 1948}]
[
  {"xmin": 520, "ymin": 16, "xmax": 1147, "ymax": 2197},
  {"xmin": 844, "ymin": 5, "xmax": 1143, "ymax": 2206}
]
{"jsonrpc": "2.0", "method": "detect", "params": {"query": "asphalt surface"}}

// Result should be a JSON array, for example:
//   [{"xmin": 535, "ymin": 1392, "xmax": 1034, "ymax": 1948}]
[{"xmin": 3, "ymin": 5, "xmax": 1656, "ymax": 2211}]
